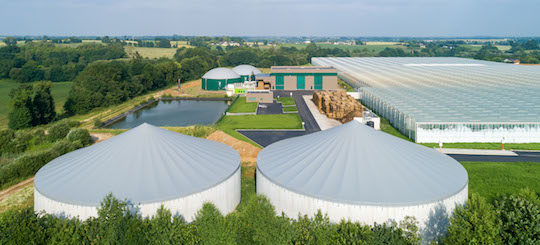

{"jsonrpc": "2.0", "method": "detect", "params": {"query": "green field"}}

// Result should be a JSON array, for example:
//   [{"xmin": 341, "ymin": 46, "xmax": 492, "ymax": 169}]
[
  {"xmin": 461, "ymin": 161, "xmax": 540, "ymax": 202},
  {"xmin": 216, "ymin": 114, "xmax": 303, "ymax": 146},
  {"xmin": 125, "ymin": 46, "xmax": 178, "ymax": 59},
  {"xmin": 0, "ymin": 79, "xmax": 72, "ymax": 128},
  {"xmin": 276, "ymin": 97, "xmax": 295, "ymax": 106},
  {"xmin": 280, "ymin": 43, "xmax": 410, "ymax": 53},
  {"xmin": 227, "ymin": 97, "xmax": 258, "ymax": 113}
]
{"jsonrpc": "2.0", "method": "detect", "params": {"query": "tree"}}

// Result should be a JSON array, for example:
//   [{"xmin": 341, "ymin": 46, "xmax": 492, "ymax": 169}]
[
  {"xmin": 32, "ymin": 81, "xmax": 56, "ymax": 125},
  {"xmin": 156, "ymin": 38, "xmax": 171, "ymax": 48},
  {"xmin": 495, "ymin": 192, "xmax": 540, "ymax": 244},
  {"xmin": 8, "ymin": 85, "xmax": 34, "ymax": 129},
  {"xmin": 443, "ymin": 194, "xmax": 502, "ymax": 244},
  {"xmin": 194, "ymin": 203, "xmax": 236, "ymax": 244},
  {"xmin": 3, "ymin": 37, "xmax": 17, "ymax": 46},
  {"xmin": 179, "ymin": 56, "xmax": 210, "ymax": 82}
]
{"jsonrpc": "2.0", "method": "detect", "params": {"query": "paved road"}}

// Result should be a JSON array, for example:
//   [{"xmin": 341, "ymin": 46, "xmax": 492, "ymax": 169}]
[
  {"xmin": 449, "ymin": 151, "xmax": 540, "ymax": 163},
  {"xmin": 239, "ymin": 91, "xmax": 540, "ymax": 162},
  {"xmin": 237, "ymin": 130, "xmax": 307, "ymax": 147},
  {"xmin": 239, "ymin": 91, "xmax": 318, "ymax": 147},
  {"xmin": 256, "ymin": 101, "xmax": 283, "ymax": 115}
]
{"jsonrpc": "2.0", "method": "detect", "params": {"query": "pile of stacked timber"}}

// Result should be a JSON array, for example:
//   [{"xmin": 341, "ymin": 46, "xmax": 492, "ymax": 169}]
[{"xmin": 312, "ymin": 91, "xmax": 363, "ymax": 123}]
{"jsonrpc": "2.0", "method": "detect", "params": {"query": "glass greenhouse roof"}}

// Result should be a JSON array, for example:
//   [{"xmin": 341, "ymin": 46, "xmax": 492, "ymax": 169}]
[{"xmin": 312, "ymin": 57, "xmax": 540, "ymax": 123}]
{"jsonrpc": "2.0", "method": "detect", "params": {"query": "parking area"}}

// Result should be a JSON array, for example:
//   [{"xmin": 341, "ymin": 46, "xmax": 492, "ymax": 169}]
[
  {"xmin": 256, "ymin": 101, "xmax": 283, "ymax": 115},
  {"xmin": 239, "ymin": 90, "xmax": 320, "ymax": 147}
]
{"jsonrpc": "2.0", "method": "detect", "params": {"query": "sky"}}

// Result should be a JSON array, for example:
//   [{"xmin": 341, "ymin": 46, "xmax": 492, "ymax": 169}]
[{"xmin": 1, "ymin": 0, "xmax": 539, "ymax": 37}]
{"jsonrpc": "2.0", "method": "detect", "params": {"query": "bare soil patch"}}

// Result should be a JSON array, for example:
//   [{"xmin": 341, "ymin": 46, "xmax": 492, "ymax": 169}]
[{"xmin": 207, "ymin": 130, "xmax": 261, "ymax": 163}]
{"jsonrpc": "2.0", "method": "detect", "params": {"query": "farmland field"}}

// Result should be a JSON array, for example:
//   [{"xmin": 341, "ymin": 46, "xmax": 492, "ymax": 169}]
[
  {"xmin": 0, "ymin": 79, "xmax": 72, "ymax": 128},
  {"xmin": 125, "ymin": 46, "xmax": 178, "ymax": 59},
  {"xmin": 280, "ymin": 42, "xmax": 410, "ymax": 53}
]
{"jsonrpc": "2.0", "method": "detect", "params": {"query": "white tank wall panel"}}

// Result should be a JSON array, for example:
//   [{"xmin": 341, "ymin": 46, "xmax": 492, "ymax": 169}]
[
  {"xmin": 257, "ymin": 171, "xmax": 468, "ymax": 229},
  {"xmin": 35, "ymin": 168, "xmax": 241, "ymax": 222}
]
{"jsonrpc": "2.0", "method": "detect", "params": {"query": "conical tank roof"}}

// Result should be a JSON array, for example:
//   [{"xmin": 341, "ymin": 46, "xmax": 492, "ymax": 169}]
[
  {"xmin": 232, "ymin": 65, "xmax": 262, "ymax": 76},
  {"xmin": 257, "ymin": 121, "xmax": 468, "ymax": 206},
  {"xmin": 35, "ymin": 123, "xmax": 240, "ymax": 206},
  {"xmin": 202, "ymin": 68, "xmax": 240, "ymax": 79}
]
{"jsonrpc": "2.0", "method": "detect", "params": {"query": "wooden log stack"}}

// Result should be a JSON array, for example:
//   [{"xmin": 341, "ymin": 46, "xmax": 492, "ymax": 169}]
[{"xmin": 312, "ymin": 91, "xmax": 363, "ymax": 123}]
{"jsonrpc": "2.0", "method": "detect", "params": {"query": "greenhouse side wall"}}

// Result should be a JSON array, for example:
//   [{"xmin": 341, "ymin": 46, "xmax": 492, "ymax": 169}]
[{"xmin": 416, "ymin": 123, "xmax": 540, "ymax": 143}]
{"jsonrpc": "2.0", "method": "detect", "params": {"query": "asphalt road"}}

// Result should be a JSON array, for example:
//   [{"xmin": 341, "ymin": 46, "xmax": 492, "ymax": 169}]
[
  {"xmin": 449, "ymin": 151, "xmax": 540, "ymax": 162},
  {"xmin": 240, "ymin": 91, "xmax": 540, "ymax": 162}
]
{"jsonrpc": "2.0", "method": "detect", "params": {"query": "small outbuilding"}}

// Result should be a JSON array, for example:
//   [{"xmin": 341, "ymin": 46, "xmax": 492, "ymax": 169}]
[
  {"xmin": 202, "ymin": 68, "xmax": 242, "ymax": 90},
  {"xmin": 35, "ymin": 123, "xmax": 241, "ymax": 221},
  {"xmin": 257, "ymin": 120, "xmax": 468, "ymax": 233},
  {"xmin": 232, "ymin": 65, "xmax": 262, "ymax": 82}
]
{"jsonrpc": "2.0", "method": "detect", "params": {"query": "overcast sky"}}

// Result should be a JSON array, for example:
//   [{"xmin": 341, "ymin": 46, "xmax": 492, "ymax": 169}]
[{"xmin": 1, "ymin": 0, "xmax": 538, "ymax": 37}]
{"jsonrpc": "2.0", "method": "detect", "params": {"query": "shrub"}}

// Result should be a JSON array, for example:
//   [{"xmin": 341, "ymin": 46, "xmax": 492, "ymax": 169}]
[
  {"xmin": 495, "ymin": 193, "xmax": 540, "ymax": 244},
  {"xmin": 335, "ymin": 220, "xmax": 373, "ymax": 244},
  {"xmin": 145, "ymin": 206, "xmax": 199, "ymax": 244},
  {"xmin": 31, "ymin": 129, "xmax": 47, "ymax": 145},
  {"xmin": 0, "ymin": 139, "xmax": 84, "ymax": 187},
  {"xmin": 67, "ymin": 128, "xmax": 93, "ymax": 146},
  {"xmin": 292, "ymin": 211, "xmax": 339, "ymax": 244},
  {"xmin": 93, "ymin": 118, "xmax": 103, "ymax": 128},
  {"xmin": 48, "ymin": 122, "xmax": 71, "ymax": 142},
  {"xmin": 443, "ymin": 194, "xmax": 502, "ymax": 244},
  {"xmin": 236, "ymin": 195, "xmax": 294, "ymax": 244},
  {"xmin": 194, "ymin": 203, "xmax": 235, "ymax": 244},
  {"xmin": 0, "ymin": 129, "xmax": 15, "ymax": 154}
]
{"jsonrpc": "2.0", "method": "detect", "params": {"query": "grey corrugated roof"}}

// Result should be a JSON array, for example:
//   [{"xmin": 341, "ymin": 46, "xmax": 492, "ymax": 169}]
[
  {"xmin": 257, "ymin": 121, "xmax": 468, "ymax": 206},
  {"xmin": 232, "ymin": 65, "xmax": 262, "ymax": 76},
  {"xmin": 35, "ymin": 123, "xmax": 240, "ymax": 206},
  {"xmin": 202, "ymin": 68, "xmax": 240, "ymax": 79}
]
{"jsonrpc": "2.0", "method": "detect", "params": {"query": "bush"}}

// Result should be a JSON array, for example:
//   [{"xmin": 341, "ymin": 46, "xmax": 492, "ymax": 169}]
[
  {"xmin": 67, "ymin": 128, "xmax": 93, "ymax": 146},
  {"xmin": 495, "ymin": 193, "xmax": 540, "ymax": 244},
  {"xmin": 47, "ymin": 122, "xmax": 71, "ymax": 142},
  {"xmin": 443, "ymin": 194, "xmax": 502, "ymax": 244},
  {"xmin": 0, "ymin": 139, "xmax": 84, "ymax": 187},
  {"xmin": 194, "ymin": 203, "xmax": 235, "ymax": 244},
  {"xmin": 0, "ymin": 129, "xmax": 15, "ymax": 154},
  {"xmin": 93, "ymin": 118, "xmax": 103, "ymax": 128}
]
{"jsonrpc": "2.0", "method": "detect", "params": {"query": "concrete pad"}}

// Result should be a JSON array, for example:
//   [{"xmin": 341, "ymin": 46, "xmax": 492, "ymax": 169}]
[{"xmin": 302, "ymin": 95, "xmax": 342, "ymax": 130}]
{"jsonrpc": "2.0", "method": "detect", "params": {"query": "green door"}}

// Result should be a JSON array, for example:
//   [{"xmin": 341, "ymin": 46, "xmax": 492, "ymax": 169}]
[
  {"xmin": 275, "ymin": 75, "xmax": 284, "ymax": 90},
  {"xmin": 297, "ymin": 75, "xmax": 305, "ymax": 90},
  {"xmin": 314, "ymin": 75, "xmax": 323, "ymax": 90}
]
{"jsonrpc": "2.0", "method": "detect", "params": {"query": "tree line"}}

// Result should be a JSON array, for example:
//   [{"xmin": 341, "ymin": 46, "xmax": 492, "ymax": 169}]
[
  {"xmin": 0, "ymin": 189, "xmax": 538, "ymax": 244},
  {"xmin": 0, "ymin": 42, "xmax": 126, "ymax": 83}
]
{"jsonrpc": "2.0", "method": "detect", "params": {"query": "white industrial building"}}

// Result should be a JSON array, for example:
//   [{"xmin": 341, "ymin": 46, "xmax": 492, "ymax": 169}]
[
  {"xmin": 312, "ymin": 57, "xmax": 540, "ymax": 143},
  {"xmin": 232, "ymin": 65, "xmax": 262, "ymax": 81},
  {"xmin": 34, "ymin": 123, "xmax": 241, "ymax": 221},
  {"xmin": 257, "ymin": 121, "xmax": 468, "ymax": 235}
]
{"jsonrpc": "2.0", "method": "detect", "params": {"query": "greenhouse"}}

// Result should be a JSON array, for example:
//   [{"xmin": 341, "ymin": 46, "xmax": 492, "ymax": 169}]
[
  {"xmin": 312, "ymin": 57, "xmax": 540, "ymax": 143},
  {"xmin": 257, "ymin": 120, "xmax": 468, "ymax": 235},
  {"xmin": 34, "ymin": 123, "xmax": 241, "ymax": 221}
]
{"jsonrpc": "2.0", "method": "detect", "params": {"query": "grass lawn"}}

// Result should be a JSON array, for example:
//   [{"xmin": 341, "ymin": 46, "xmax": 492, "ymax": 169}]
[
  {"xmin": 283, "ymin": 106, "xmax": 298, "ymax": 112},
  {"xmin": 276, "ymin": 97, "xmax": 296, "ymax": 106},
  {"xmin": 338, "ymin": 78, "xmax": 355, "ymax": 92},
  {"xmin": 238, "ymin": 164, "xmax": 256, "ymax": 211},
  {"xmin": 227, "ymin": 97, "xmax": 258, "ymax": 113},
  {"xmin": 0, "ymin": 79, "xmax": 73, "ymax": 128},
  {"xmin": 215, "ymin": 114, "xmax": 303, "ymax": 146},
  {"xmin": 461, "ymin": 161, "xmax": 540, "ymax": 203}
]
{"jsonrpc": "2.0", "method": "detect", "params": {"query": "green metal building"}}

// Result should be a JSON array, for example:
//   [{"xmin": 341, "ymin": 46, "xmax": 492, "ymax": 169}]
[{"xmin": 201, "ymin": 68, "xmax": 242, "ymax": 90}]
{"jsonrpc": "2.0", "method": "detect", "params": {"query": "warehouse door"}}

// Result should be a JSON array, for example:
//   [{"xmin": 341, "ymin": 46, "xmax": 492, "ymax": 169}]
[
  {"xmin": 314, "ymin": 75, "xmax": 323, "ymax": 90},
  {"xmin": 275, "ymin": 75, "xmax": 284, "ymax": 90},
  {"xmin": 296, "ymin": 75, "xmax": 305, "ymax": 90}
]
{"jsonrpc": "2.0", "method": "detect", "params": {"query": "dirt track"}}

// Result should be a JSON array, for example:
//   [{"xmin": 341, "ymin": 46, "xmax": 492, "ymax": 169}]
[
  {"xmin": 0, "ymin": 177, "xmax": 34, "ymax": 202},
  {"xmin": 207, "ymin": 130, "xmax": 260, "ymax": 164}
]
